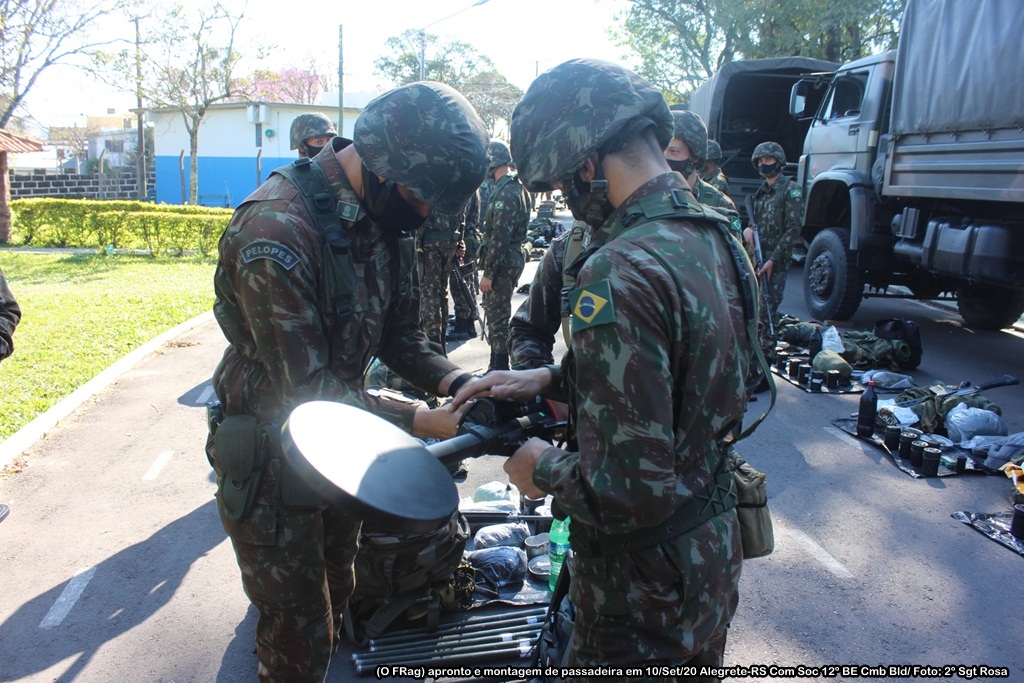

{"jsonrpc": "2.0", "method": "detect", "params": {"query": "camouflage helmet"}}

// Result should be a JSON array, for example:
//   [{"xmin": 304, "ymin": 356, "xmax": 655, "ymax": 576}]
[
  {"xmin": 487, "ymin": 139, "xmax": 513, "ymax": 170},
  {"xmin": 289, "ymin": 113, "xmax": 337, "ymax": 150},
  {"xmin": 354, "ymin": 82, "xmax": 489, "ymax": 214},
  {"xmin": 510, "ymin": 58, "xmax": 673, "ymax": 192},
  {"xmin": 707, "ymin": 139, "xmax": 723, "ymax": 162},
  {"xmin": 670, "ymin": 110, "xmax": 708, "ymax": 160},
  {"xmin": 752, "ymin": 141, "xmax": 786, "ymax": 167}
]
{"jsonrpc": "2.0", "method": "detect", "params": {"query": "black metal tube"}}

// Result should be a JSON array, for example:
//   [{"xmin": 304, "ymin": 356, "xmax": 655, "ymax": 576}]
[
  {"xmin": 354, "ymin": 632, "xmax": 540, "ymax": 668},
  {"xmin": 362, "ymin": 616, "xmax": 545, "ymax": 655},
  {"xmin": 352, "ymin": 639, "xmax": 535, "ymax": 675},
  {"xmin": 368, "ymin": 607, "xmax": 547, "ymax": 645},
  {"xmin": 357, "ymin": 624, "xmax": 542, "ymax": 660}
]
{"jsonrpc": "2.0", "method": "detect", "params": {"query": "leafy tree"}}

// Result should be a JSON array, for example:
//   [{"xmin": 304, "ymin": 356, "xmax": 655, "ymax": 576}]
[
  {"xmin": 240, "ymin": 58, "xmax": 334, "ymax": 104},
  {"xmin": 614, "ymin": 0, "xmax": 904, "ymax": 100},
  {"xmin": 99, "ymin": 3, "xmax": 249, "ymax": 204},
  {"xmin": 373, "ymin": 31, "xmax": 522, "ymax": 135},
  {"xmin": 0, "ymin": 0, "xmax": 126, "ymax": 128}
]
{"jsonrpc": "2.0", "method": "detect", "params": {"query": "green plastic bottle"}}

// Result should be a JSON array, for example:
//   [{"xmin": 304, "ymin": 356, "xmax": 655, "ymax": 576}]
[{"xmin": 548, "ymin": 517, "xmax": 570, "ymax": 591}]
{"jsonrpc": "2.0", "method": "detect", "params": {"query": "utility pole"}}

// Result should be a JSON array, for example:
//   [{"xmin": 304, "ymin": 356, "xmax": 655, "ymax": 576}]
[
  {"xmin": 417, "ymin": 0, "xmax": 491, "ymax": 82},
  {"xmin": 338, "ymin": 25, "xmax": 344, "ymax": 135},
  {"xmin": 133, "ymin": 15, "xmax": 147, "ymax": 201}
]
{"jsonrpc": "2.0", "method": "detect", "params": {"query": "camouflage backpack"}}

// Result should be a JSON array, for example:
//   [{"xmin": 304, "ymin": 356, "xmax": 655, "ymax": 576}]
[{"xmin": 344, "ymin": 512, "xmax": 473, "ymax": 644}]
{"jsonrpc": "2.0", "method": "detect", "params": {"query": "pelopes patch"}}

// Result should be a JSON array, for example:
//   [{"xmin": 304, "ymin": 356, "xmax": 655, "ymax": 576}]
[{"xmin": 240, "ymin": 240, "xmax": 300, "ymax": 270}]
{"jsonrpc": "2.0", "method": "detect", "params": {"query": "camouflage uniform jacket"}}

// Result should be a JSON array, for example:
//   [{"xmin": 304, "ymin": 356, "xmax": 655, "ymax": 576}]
[
  {"xmin": 703, "ymin": 168, "xmax": 730, "ymax": 195},
  {"xmin": 694, "ymin": 177, "xmax": 741, "ymax": 234},
  {"xmin": 462, "ymin": 189, "xmax": 481, "ymax": 262},
  {"xmin": 535, "ymin": 171, "xmax": 753, "ymax": 619},
  {"xmin": 0, "ymin": 267, "xmax": 21, "ymax": 361},
  {"xmin": 752, "ymin": 175, "xmax": 803, "ymax": 267},
  {"xmin": 480, "ymin": 171, "xmax": 530, "ymax": 279},
  {"xmin": 509, "ymin": 231, "xmax": 569, "ymax": 369},
  {"xmin": 417, "ymin": 210, "xmax": 462, "ymax": 247},
  {"xmin": 212, "ymin": 143, "xmax": 461, "ymax": 431}
]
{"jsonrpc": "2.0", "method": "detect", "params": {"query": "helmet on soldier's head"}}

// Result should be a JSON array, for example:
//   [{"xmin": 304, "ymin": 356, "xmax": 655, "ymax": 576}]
[
  {"xmin": 289, "ymin": 113, "xmax": 337, "ymax": 150},
  {"xmin": 510, "ymin": 58, "xmax": 672, "ymax": 192},
  {"xmin": 707, "ymin": 140, "xmax": 723, "ymax": 162},
  {"xmin": 670, "ymin": 110, "xmax": 708, "ymax": 160},
  {"xmin": 751, "ymin": 141, "xmax": 786, "ymax": 168},
  {"xmin": 354, "ymin": 82, "xmax": 489, "ymax": 214},
  {"xmin": 487, "ymin": 139, "xmax": 513, "ymax": 171}
]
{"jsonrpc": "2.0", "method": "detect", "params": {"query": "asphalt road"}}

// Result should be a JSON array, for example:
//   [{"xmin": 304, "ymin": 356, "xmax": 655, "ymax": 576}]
[{"xmin": 1, "ymin": 224, "xmax": 1022, "ymax": 682}]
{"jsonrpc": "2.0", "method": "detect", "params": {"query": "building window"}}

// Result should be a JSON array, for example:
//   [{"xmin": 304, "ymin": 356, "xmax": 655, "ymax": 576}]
[{"xmin": 105, "ymin": 139, "xmax": 125, "ymax": 153}]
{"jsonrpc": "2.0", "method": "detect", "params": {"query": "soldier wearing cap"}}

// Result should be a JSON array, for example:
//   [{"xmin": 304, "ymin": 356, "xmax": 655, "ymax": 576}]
[
  {"xmin": 746, "ymin": 140, "xmax": 804, "ymax": 376},
  {"xmin": 701, "ymin": 140, "xmax": 730, "ymax": 195},
  {"xmin": 289, "ymin": 112, "xmax": 337, "ymax": 159},
  {"xmin": 209, "ymin": 82, "xmax": 488, "ymax": 681},
  {"xmin": 478, "ymin": 139, "xmax": 531, "ymax": 371},
  {"xmin": 452, "ymin": 59, "xmax": 757, "ymax": 679}
]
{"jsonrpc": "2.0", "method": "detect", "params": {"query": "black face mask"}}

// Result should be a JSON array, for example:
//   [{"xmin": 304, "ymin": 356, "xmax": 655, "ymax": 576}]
[
  {"xmin": 361, "ymin": 164, "xmax": 428, "ymax": 235},
  {"xmin": 303, "ymin": 143, "xmax": 324, "ymax": 158},
  {"xmin": 667, "ymin": 158, "xmax": 698, "ymax": 176},
  {"xmin": 758, "ymin": 161, "xmax": 782, "ymax": 178},
  {"xmin": 561, "ymin": 167, "xmax": 614, "ymax": 229}
]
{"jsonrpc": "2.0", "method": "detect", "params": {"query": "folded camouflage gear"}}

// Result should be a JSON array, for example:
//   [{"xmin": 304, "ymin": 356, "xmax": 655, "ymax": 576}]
[
  {"xmin": 840, "ymin": 331, "xmax": 912, "ymax": 371},
  {"xmin": 812, "ymin": 349, "xmax": 852, "ymax": 379},
  {"xmin": 778, "ymin": 320, "xmax": 818, "ymax": 346},
  {"xmin": 891, "ymin": 387, "xmax": 1002, "ymax": 434}
]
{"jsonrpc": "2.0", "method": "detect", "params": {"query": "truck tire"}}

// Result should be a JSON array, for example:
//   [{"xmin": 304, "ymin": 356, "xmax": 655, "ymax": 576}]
[
  {"xmin": 957, "ymin": 284, "xmax": 1024, "ymax": 330},
  {"xmin": 804, "ymin": 227, "xmax": 864, "ymax": 321}
]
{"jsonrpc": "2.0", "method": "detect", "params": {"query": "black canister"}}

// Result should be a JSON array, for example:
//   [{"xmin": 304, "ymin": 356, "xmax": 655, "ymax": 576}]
[
  {"xmin": 921, "ymin": 447, "xmax": 942, "ymax": 476},
  {"xmin": 899, "ymin": 431, "xmax": 918, "ymax": 459},
  {"xmin": 810, "ymin": 378, "xmax": 823, "ymax": 393},
  {"xmin": 955, "ymin": 455, "xmax": 967, "ymax": 474},
  {"xmin": 810, "ymin": 369, "xmax": 825, "ymax": 384},
  {"xmin": 798, "ymin": 363, "xmax": 812, "ymax": 385},
  {"xmin": 825, "ymin": 370, "xmax": 841, "ymax": 391},
  {"xmin": 776, "ymin": 351, "xmax": 790, "ymax": 372},
  {"xmin": 787, "ymin": 358, "xmax": 801, "ymax": 378},
  {"xmin": 883, "ymin": 425, "xmax": 902, "ymax": 451},
  {"xmin": 1010, "ymin": 504, "xmax": 1024, "ymax": 539},
  {"xmin": 910, "ymin": 439, "xmax": 928, "ymax": 467}
]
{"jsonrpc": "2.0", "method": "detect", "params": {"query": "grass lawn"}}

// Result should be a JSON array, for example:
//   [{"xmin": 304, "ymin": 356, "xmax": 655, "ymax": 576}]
[{"xmin": 0, "ymin": 251, "xmax": 217, "ymax": 442}]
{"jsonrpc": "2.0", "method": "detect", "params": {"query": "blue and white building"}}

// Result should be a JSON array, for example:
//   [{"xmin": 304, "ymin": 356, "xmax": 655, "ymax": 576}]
[{"xmin": 150, "ymin": 96, "xmax": 373, "ymax": 207}]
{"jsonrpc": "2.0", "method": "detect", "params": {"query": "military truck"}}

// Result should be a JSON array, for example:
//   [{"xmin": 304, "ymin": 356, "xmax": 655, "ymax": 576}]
[
  {"xmin": 790, "ymin": 0, "xmax": 1024, "ymax": 329},
  {"xmin": 689, "ymin": 56, "xmax": 839, "ymax": 201}
]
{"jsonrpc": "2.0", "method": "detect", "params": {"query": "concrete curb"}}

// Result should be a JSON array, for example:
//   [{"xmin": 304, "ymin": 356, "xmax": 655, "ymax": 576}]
[{"xmin": 0, "ymin": 311, "xmax": 216, "ymax": 471}]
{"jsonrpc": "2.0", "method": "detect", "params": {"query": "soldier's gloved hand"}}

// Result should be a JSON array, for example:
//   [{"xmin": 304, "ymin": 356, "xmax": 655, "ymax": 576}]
[{"xmin": 503, "ymin": 437, "xmax": 549, "ymax": 500}]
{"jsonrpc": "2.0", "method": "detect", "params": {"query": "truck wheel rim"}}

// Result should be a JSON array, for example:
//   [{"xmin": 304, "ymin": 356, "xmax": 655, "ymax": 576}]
[{"xmin": 809, "ymin": 253, "xmax": 835, "ymax": 299}]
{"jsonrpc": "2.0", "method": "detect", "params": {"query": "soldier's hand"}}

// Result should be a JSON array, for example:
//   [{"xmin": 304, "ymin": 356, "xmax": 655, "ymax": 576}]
[
  {"xmin": 743, "ymin": 227, "xmax": 755, "ymax": 247},
  {"xmin": 450, "ymin": 368, "xmax": 553, "ymax": 409},
  {"xmin": 411, "ymin": 401, "xmax": 470, "ymax": 441},
  {"xmin": 503, "ymin": 437, "xmax": 549, "ymax": 500},
  {"xmin": 480, "ymin": 275, "xmax": 493, "ymax": 293},
  {"xmin": 758, "ymin": 258, "xmax": 774, "ymax": 279}
]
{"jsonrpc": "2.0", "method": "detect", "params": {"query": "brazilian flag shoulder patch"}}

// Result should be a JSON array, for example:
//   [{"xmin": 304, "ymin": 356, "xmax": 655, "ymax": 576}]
[
  {"xmin": 789, "ymin": 186, "xmax": 803, "ymax": 199},
  {"xmin": 570, "ymin": 279, "xmax": 615, "ymax": 333}
]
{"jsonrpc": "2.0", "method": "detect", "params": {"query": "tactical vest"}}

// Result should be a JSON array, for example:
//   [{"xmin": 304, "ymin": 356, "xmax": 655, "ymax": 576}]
[{"xmin": 271, "ymin": 158, "xmax": 414, "ymax": 345}]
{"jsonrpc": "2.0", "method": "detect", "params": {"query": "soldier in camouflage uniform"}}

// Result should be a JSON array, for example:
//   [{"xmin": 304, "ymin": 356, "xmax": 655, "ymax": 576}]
[
  {"xmin": 0, "ymin": 267, "xmax": 20, "ymax": 362},
  {"xmin": 289, "ymin": 112, "xmax": 337, "ymax": 159},
  {"xmin": 667, "ymin": 111, "xmax": 741, "ymax": 232},
  {"xmin": 701, "ymin": 140, "xmax": 730, "ymax": 195},
  {"xmin": 453, "ymin": 58, "xmax": 757, "ymax": 680},
  {"xmin": 745, "ymin": 141, "xmax": 804, "ymax": 373},
  {"xmin": 479, "ymin": 139, "xmax": 530, "ymax": 371},
  {"xmin": 447, "ymin": 189, "xmax": 481, "ymax": 341},
  {"xmin": 208, "ymin": 82, "xmax": 487, "ymax": 682},
  {"xmin": 416, "ymin": 208, "xmax": 463, "ymax": 353}
]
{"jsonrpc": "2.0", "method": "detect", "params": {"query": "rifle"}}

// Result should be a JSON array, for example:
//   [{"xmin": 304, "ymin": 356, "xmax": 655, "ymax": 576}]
[
  {"xmin": 281, "ymin": 397, "xmax": 565, "ymax": 533},
  {"xmin": 745, "ymin": 194, "xmax": 776, "ymax": 338},
  {"xmin": 892, "ymin": 375, "xmax": 1019, "ymax": 408},
  {"xmin": 451, "ymin": 260, "xmax": 480, "ymax": 324}
]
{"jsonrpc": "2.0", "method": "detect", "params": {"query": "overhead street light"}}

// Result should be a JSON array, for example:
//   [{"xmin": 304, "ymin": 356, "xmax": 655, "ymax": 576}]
[{"xmin": 418, "ymin": 0, "xmax": 491, "ymax": 81}]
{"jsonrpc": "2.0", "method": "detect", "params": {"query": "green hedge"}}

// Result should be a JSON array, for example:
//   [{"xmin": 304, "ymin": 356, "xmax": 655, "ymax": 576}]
[{"xmin": 10, "ymin": 198, "xmax": 235, "ymax": 256}]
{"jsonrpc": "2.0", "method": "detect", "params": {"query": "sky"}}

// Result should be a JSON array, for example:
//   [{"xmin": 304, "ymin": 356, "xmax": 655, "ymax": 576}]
[{"xmin": 23, "ymin": 0, "xmax": 637, "ymax": 132}]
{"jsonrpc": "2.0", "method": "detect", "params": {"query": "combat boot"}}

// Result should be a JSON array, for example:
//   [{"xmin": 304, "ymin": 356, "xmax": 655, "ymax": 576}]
[{"xmin": 445, "ymin": 317, "xmax": 476, "ymax": 341}]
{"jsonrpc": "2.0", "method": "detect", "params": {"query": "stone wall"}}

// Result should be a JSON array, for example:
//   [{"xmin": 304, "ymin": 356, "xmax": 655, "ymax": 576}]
[{"xmin": 7, "ymin": 170, "xmax": 156, "ymax": 200}]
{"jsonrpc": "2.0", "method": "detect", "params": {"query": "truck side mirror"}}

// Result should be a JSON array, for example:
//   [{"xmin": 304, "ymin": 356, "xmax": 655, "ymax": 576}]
[{"xmin": 790, "ymin": 81, "xmax": 811, "ymax": 119}]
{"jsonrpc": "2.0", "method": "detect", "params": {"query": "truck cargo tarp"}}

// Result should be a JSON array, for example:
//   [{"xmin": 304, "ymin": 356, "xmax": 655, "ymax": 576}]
[
  {"xmin": 892, "ymin": 0, "xmax": 1024, "ymax": 134},
  {"xmin": 689, "ymin": 57, "xmax": 839, "ymax": 128}
]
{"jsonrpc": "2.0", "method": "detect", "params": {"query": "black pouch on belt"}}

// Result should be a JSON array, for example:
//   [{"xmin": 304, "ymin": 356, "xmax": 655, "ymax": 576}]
[{"xmin": 214, "ymin": 415, "xmax": 266, "ymax": 522}]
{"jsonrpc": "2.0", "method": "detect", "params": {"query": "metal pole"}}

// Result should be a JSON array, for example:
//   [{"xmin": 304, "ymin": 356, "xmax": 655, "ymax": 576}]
[
  {"xmin": 337, "ymin": 25, "xmax": 344, "ymax": 134},
  {"xmin": 357, "ymin": 624, "xmax": 542, "ymax": 662},
  {"xmin": 255, "ymin": 149, "xmax": 262, "ymax": 188},
  {"xmin": 133, "ymin": 16, "xmax": 147, "ymax": 201},
  {"xmin": 369, "ymin": 607, "xmax": 547, "ymax": 645},
  {"xmin": 353, "ymin": 639, "xmax": 535, "ymax": 675},
  {"xmin": 419, "ymin": 29, "xmax": 426, "ymax": 81}
]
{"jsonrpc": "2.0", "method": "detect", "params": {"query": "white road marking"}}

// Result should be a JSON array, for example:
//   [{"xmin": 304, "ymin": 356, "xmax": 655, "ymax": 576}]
[
  {"xmin": 144, "ymin": 450, "xmax": 174, "ymax": 481},
  {"xmin": 824, "ymin": 426, "xmax": 862, "ymax": 448},
  {"xmin": 780, "ymin": 525, "xmax": 855, "ymax": 579},
  {"xmin": 39, "ymin": 567, "xmax": 96, "ymax": 628},
  {"xmin": 195, "ymin": 385, "xmax": 215, "ymax": 405}
]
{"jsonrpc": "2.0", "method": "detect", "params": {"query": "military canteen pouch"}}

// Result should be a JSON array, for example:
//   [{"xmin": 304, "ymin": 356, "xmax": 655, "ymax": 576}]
[
  {"xmin": 728, "ymin": 451, "xmax": 774, "ymax": 559},
  {"xmin": 214, "ymin": 415, "xmax": 265, "ymax": 522}
]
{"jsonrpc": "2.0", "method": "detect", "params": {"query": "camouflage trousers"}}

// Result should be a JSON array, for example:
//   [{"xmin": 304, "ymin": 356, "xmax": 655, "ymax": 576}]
[
  {"xmin": 417, "ymin": 241, "xmax": 459, "ymax": 339},
  {"xmin": 482, "ymin": 255, "xmax": 525, "ymax": 355},
  {"xmin": 216, "ymin": 456, "xmax": 361, "ymax": 683},
  {"xmin": 754, "ymin": 261, "xmax": 791, "ymax": 364},
  {"xmin": 450, "ymin": 261, "xmax": 478, "ymax": 321},
  {"xmin": 565, "ymin": 512, "xmax": 742, "ymax": 683}
]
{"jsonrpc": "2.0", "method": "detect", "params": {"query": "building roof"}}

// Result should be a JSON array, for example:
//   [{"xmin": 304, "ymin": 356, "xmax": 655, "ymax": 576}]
[{"xmin": 0, "ymin": 129, "xmax": 44, "ymax": 153}]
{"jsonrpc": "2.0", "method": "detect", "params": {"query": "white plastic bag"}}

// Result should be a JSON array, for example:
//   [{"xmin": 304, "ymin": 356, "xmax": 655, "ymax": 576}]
[
  {"xmin": 822, "ymin": 325, "xmax": 844, "ymax": 353},
  {"xmin": 944, "ymin": 403, "xmax": 1008, "ymax": 443}
]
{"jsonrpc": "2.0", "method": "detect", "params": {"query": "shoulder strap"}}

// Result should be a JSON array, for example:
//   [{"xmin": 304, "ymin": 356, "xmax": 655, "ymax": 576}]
[
  {"xmin": 272, "ymin": 159, "xmax": 356, "ymax": 329},
  {"xmin": 481, "ymin": 172, "xmax": 519, "ymax": 228}
]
